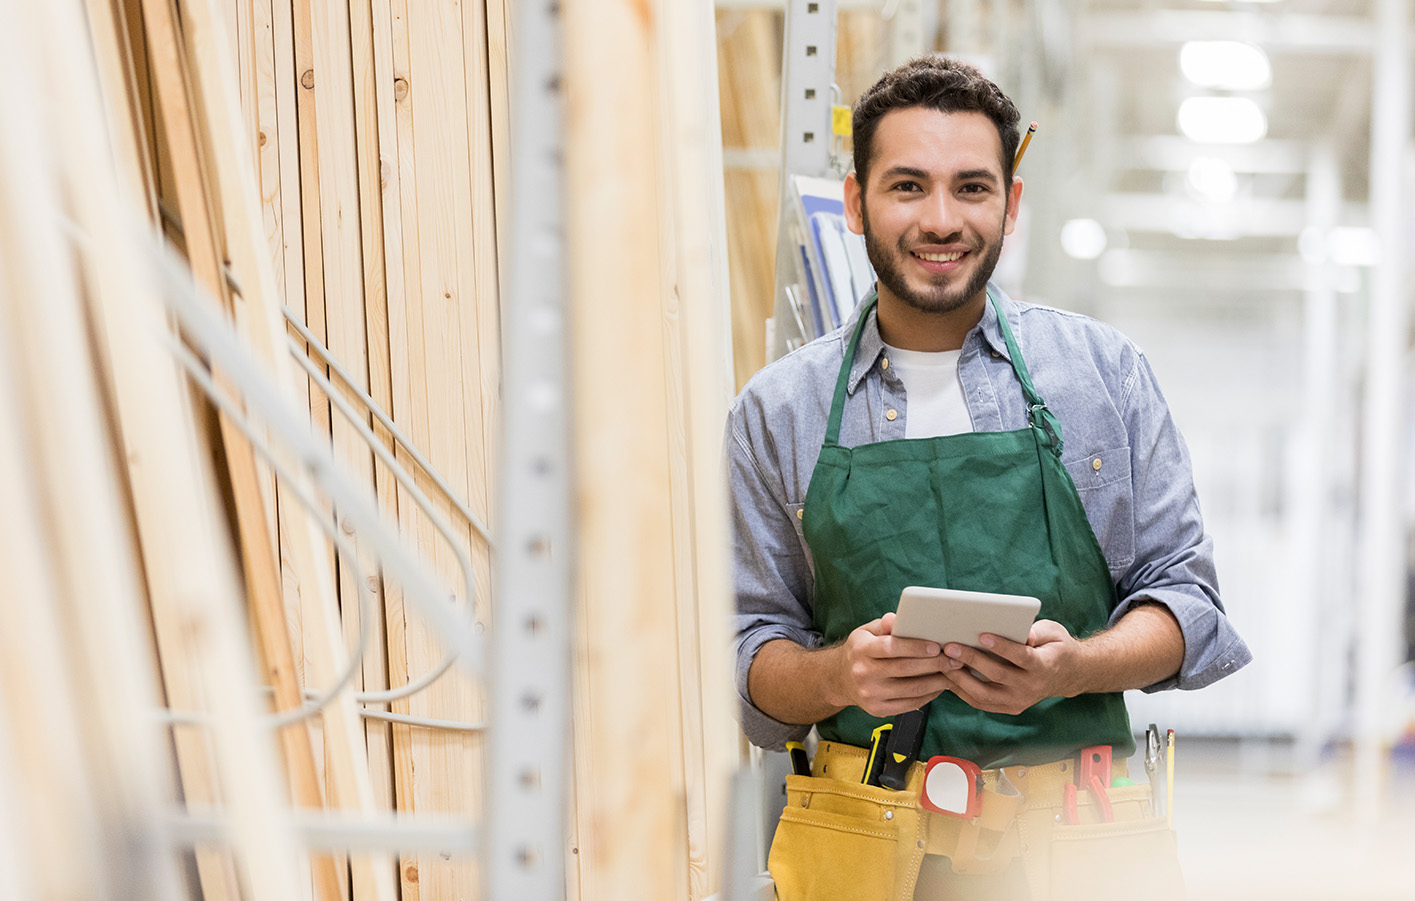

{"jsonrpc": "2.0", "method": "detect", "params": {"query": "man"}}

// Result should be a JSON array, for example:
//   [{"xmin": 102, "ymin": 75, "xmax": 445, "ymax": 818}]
[{"xmin": 728, "ymin": 57, "xmax": 1250, "ymax": 898}]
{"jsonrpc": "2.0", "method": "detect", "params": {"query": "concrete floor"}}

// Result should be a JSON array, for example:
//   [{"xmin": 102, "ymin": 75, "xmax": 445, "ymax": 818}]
[{"xmin": 1139, "ymin": 738, "xmax": 1415, "ymax": 899}]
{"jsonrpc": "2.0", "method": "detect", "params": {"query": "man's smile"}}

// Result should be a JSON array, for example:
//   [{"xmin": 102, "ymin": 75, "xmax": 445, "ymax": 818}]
[{"xmin": 909, "ymin": 247, "xmax": 971, "ymax": 273}]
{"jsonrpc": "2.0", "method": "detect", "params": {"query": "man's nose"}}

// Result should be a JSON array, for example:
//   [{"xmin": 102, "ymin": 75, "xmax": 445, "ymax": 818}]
[{"xmin": 917, "ymin": 191, "xmax": 963, "ymax": 240}]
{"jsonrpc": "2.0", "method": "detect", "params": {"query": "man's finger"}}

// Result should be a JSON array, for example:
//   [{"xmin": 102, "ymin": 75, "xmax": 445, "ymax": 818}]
[
  {"xmin": 940, "ymin": 671, "xmax": 994, "ymax": 712},
  {"xmin": 879, "ymin": 654, "xmax": 950, "ymax": 679},
  {"xmin": 944, "ymin": 643, "xmax": 1014, "ymax": 681},
  {"xmin": 871, "ymin": 635, "xmax": 942, "ymax": 659},
  {"xmin": 974, "ymin": 633, "xmax": 1032, "ymax": 668}
]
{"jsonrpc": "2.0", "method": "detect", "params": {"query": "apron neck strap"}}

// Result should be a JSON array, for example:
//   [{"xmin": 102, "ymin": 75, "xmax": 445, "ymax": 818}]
[
  {"xmin": 824, "ymin": 293, "xmax": 877, "ymax": 447},
  {"xmin": 823, "ymin": 289, "xmax": 1064, "ymax": 454},
  {"xmin": 990, "ymin": 289, "xmax": 1064, "ymax": 454}
]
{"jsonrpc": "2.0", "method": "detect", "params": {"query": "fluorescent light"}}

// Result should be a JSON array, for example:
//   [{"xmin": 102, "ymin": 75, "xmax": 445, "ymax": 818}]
[
  {"xmin": 1178, "ymin": 97, "xmax": 1267, "ymax": 144},
  {"xmin": 1060, "ymin": 219, "xmax": 1107, "ymax": 260},
  {"xmin": 1180, "ymin": 42, "xmax": 1272, "ymax": 90},
  {"xmin": 1298, "ymin": 226, "xmax": 1381, "ymax": 267},
  {"xmin": 1329, "ymin": 227, "xmax": 1381, "ymax": 266},
  {"xmin": 1186, "ymin": 157, "xmax": 1238, "ymax": 203}
]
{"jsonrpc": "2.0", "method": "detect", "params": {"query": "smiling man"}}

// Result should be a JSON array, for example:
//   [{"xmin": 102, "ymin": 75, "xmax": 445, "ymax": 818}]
[{"xmin": 727, "ymin": 57, "xmax": 1250, "ymax": 899}]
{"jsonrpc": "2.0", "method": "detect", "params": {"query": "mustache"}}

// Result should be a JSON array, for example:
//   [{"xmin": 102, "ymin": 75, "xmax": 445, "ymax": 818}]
[{"xmin": 901, "ymin": 234, "xmax": 979, "ymax": 253}]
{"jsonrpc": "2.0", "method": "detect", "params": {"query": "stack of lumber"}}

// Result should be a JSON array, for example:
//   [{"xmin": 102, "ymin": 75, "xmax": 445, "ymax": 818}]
[
  {"xmin": 0, "ymin": 0, "xmax": 738, "ymax": 898},
  {"xmin": 716, "ymin": 8, "xmax": 892, "ymax": 386}
]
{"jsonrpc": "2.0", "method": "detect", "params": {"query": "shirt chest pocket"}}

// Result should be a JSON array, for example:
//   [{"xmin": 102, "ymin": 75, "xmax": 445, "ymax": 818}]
[{"xmin": 1063, "ymin": 446, "xmax": 1135, "ymax": 576}]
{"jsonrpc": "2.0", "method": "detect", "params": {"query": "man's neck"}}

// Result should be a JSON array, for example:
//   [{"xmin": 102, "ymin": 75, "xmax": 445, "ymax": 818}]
[{"xmin": 875, "ymin": 288, "xmax": 987, "ymax": 352}]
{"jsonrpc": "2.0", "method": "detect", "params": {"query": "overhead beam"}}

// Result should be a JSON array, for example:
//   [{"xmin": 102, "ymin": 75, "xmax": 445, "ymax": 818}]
[
  {"xmin": 1085, "ymin": 12, "xmax": 1374, "ymax": 53},
  {"xmin": 1121, "ymin": 136, "xmax": 1308, "ymax": 175},
  {"xmin": 1100, "ymin": 192, "xmax": 1368, "ymax": 238},
  {"xmin": 1097, "ymin": 248, "xmax": 1358, "ymax": 293}
]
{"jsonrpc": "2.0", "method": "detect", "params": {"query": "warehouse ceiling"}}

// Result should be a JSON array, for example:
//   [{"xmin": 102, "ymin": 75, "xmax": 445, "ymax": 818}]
[{"xmin": 1033, "ymin": 0, "xmax": 1387, "ymax": 312}]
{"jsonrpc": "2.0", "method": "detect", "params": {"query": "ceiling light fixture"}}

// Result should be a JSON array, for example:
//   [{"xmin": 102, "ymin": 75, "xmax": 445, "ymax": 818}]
[
  {"xmin": 1178, "ymin": 97, "xmax": 1267, "ymax": 144},
  {"xmin": 1060, "ymin": 219, "xmax": 1107, "ymax": 260},
  {"xmin": 1186, "ymin": 157, "xmax": 1238, "ymax": 203},
  {"xmin": 1180, "ymin": 41, "xmax": 1272, "ymax": 90}
]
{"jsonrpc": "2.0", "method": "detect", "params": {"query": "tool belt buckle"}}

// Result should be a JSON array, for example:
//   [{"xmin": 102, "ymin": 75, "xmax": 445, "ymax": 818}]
[{"xmin": 920, "ymin": 756, "xmax": 983, "ymax": 820}]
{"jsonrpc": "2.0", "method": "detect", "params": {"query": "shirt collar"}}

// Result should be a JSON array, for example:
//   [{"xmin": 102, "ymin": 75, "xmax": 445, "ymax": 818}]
[{"xmin": 844, "ymin": 283, "xmax": 1016, "ymax": 395}]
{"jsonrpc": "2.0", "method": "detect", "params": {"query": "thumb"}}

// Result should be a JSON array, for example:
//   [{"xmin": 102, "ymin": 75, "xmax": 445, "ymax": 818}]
[
  {"xmin": 1028, "ymin": 619, "xmax": 1070, "ymax": 646},
  {"xmin": 860, "ymin": 613, "xmax": 894, "ymax": 637}
]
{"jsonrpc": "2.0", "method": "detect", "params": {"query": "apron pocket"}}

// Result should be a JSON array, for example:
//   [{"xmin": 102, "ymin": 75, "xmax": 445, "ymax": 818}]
[
  {"xmin": 1047, "ymin": 816, "xmax": 1184, "ymax": 901},
  {"xmin": 768, "ymin": 775, "xmax": 925, "ymax": 901}
]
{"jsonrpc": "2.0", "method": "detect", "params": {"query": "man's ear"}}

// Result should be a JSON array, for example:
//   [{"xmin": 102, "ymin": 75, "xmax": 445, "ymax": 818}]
[
  {"xmin": 843, "ymin": 171, "xmax": 865, "ymax": 235},
  {"xmin": 1003, "ymin": 177, "xmax": 1024, "ymax": 237}
]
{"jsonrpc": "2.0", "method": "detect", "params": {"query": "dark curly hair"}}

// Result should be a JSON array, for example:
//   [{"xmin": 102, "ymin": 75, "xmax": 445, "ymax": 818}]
[{"xmin": 852, "ymin": 56, "xmax": 1021, "ymax": 190}]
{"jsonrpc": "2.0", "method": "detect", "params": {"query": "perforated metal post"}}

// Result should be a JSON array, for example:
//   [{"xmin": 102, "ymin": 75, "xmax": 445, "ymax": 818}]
[
  {"xmin": 486, "ymin": 0, "xmax": 573, "ymax": 896},
  {"xmin": 769, "ymin": 0, "xmax": 839, "ymax": 358}
]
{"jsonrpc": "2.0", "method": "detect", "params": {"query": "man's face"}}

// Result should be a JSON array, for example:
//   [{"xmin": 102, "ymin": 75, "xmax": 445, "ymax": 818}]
[{"xmin": 844, "ymin": 108, "xmax": 1023, "ymax": 316}]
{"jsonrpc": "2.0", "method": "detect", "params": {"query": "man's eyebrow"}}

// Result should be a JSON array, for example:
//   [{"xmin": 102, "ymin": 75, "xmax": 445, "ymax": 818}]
[
  {"xmin": 955, "ymin": 168, "xmax": 1000, "ymax": 183},
  {"xmin": 878, "ymin": 166, "xmax": 931, "ymax": 181}
]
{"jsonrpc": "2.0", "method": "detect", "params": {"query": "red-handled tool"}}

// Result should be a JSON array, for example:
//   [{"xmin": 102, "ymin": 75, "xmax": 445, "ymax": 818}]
[
  {"xmin": 1078, "ymin": 744, "xmax": 1112, "ymax": 789},
  {"xmin": 1087, "ymin": 774, "xmax": 1115, "ymax": 822},
  {"xmin": 1062, "ymin": 782, "xmax": 1079, "ymax": 825}
]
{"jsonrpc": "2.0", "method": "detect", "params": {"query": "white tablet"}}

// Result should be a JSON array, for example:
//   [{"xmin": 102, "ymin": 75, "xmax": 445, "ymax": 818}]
[{"xmin": 892, "ymin": 586, "xmax": 1041, "ymax": 649}]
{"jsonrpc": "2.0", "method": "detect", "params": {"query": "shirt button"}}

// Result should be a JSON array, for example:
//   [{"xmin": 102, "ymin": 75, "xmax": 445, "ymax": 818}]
[
  {"xmin": 796, "ymin": 508, "xmax": 804, "ymax": 520},
  {"xmin": 881, "ymin": 357, "xmax": 890, "ymax": 371},
  {"xmin": 1092, "ymin": 458, "xmax": 1102, "ymax": 471},
  {"xmin": 991, "ymin": 350, "xmax": 1001, "ymax": 359},
  {"xmin": 886, "ymin": 409, "xmax": 898, "ymax": 421}
]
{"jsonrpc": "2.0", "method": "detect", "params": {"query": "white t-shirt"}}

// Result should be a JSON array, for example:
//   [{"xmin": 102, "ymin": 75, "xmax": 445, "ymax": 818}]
[{"xmin": 883, "ymin": 345, "xmax": 973, "ymax": 439}]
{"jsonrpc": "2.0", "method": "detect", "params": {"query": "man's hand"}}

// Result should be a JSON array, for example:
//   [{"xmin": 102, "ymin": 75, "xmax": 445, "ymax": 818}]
[
  {"xmin": 938, "ymin": 620, "xmax": 1082, "ymax": 716},
  {"xmin": 939, "ymin": 602, "xmax": 1186, "ymax": 716},
  {"xmin": 830, "ymin": 611, "xmax": 952, "ymax": 717}
]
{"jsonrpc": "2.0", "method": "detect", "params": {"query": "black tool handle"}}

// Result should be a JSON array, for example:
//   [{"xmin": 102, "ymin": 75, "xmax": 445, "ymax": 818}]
[{"xmin": 879, "ymin": 707, "xmax": 927, "ymax": 790}]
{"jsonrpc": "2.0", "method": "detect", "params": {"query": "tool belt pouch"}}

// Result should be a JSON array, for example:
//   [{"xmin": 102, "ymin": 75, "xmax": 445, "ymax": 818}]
[
  {"xmin": 768, "ymin": 774, "xmax": 927, "ymax": 901},
  {"xmin": 1016, "ymin": 782, "xmax": 1185, "ymax": 901}
]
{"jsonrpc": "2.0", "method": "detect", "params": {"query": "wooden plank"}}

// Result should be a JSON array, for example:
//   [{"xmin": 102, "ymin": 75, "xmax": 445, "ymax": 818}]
[
  {"xmin": 306, "ymin": 5, "xmax": 386, "ymax": 900},
  {"xmin": 564, "ymin": 1, "xmax": 683, "ymax": 898},
  {"xmin": 483, "ymin": 0, "xmax": 511, "ymax": 294},
  {"xmin": 13, "ymin": 2, "xmax": 300, "ymax": 896},
  {"xmin": 401, "ymin": 2, "xmax": 482, "ymax": 896},
  {"xmin": 170, "ymin": 3, "xmax": 399, "ymax": 899},
  {"xmin": 714, "ymin": 10, "xmax": 780, "ymax": 389},
  {"xmin": 84, "ymin": 0, "xmax": 158, "ymax": 218},
  {"xmin": 238, "ymin": 8, "xmax": 345, "ymax": 894},
  {"xmin": 140, "ymin": 0, "xmax": 331, "ymax": 893},
  {"xmin": 660, "ymin": 3, "xmax": 742, "ymax": 896},
  {"xmin": 291, "ymin": 0, "xmax": 332, "ymax": 451},
  {"xmin": 132, "ymin": 3, "xmax": 250, "ymax": 895},
  {"xmin": 348, "ymin": 0, "xmax": 399, "ymax": 832},
  {"xmin": 284, "ymin": 10, "xmax": 339, "ymax": 889},
  {"xmin": 0, "ymin": 254, "xmax": 111, "ymax": 901},
  {"xmin": 373, "ymin": 0, "xmax": 426, "ymax": 893}
]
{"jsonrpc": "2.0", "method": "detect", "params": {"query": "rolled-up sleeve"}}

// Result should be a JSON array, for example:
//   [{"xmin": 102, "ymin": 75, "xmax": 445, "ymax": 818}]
[
  {"xmin": 1110, "ymin": 352, "xmax": 1252, "ymax": 691},
  {"xmin": 728, "ymin": 403, "xmax": 821, "ymax": 749}
]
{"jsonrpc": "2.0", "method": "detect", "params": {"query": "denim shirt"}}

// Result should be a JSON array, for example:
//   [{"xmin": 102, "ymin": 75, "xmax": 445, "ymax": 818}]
[{"xmin": 728, "ymin": 285, "xmax": 1253, "ymax": 750}]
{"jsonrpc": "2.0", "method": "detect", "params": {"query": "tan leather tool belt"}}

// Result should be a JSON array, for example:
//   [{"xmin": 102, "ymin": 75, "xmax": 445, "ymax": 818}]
[{"xmin": 769, "ymin": 740, "xmax": 1183, "ymax": 901}]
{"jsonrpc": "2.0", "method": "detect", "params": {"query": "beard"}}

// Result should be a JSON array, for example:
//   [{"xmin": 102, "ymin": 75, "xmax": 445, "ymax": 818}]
[{"xmin": 861, "ymin": 202, "xmax": 1005, "ymax": 316}]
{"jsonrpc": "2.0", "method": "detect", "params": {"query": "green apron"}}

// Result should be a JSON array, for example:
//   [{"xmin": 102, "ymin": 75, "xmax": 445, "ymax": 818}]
[{"xmin": 803, "ymin": 290, "xmax": 1134, "ymax": 769}]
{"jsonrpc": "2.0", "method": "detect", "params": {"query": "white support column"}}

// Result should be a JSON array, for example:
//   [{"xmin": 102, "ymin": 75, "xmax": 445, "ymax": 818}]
[
  {"xmin": 1355, "ymin": 0, "xmax": 1410, "ymax": 824},
  {"xmin": 1296, "ymin": 143, "xmax": 1343, "ymax": 773}
]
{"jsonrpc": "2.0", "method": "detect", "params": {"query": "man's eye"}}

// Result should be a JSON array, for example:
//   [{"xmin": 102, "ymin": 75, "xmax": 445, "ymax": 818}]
[
  {"xmin": 893, "ymin": 181, "xmax": 921, "ymax": 193},
  {"xmin": 960, "ymin": 183, "xmax": 988, "ymax": 195}
]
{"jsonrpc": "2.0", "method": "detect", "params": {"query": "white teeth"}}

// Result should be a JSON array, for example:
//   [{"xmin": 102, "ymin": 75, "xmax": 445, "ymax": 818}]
[{"xmin": 915, "ymin": 251, "xmax": 963, "ymax": 262}]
